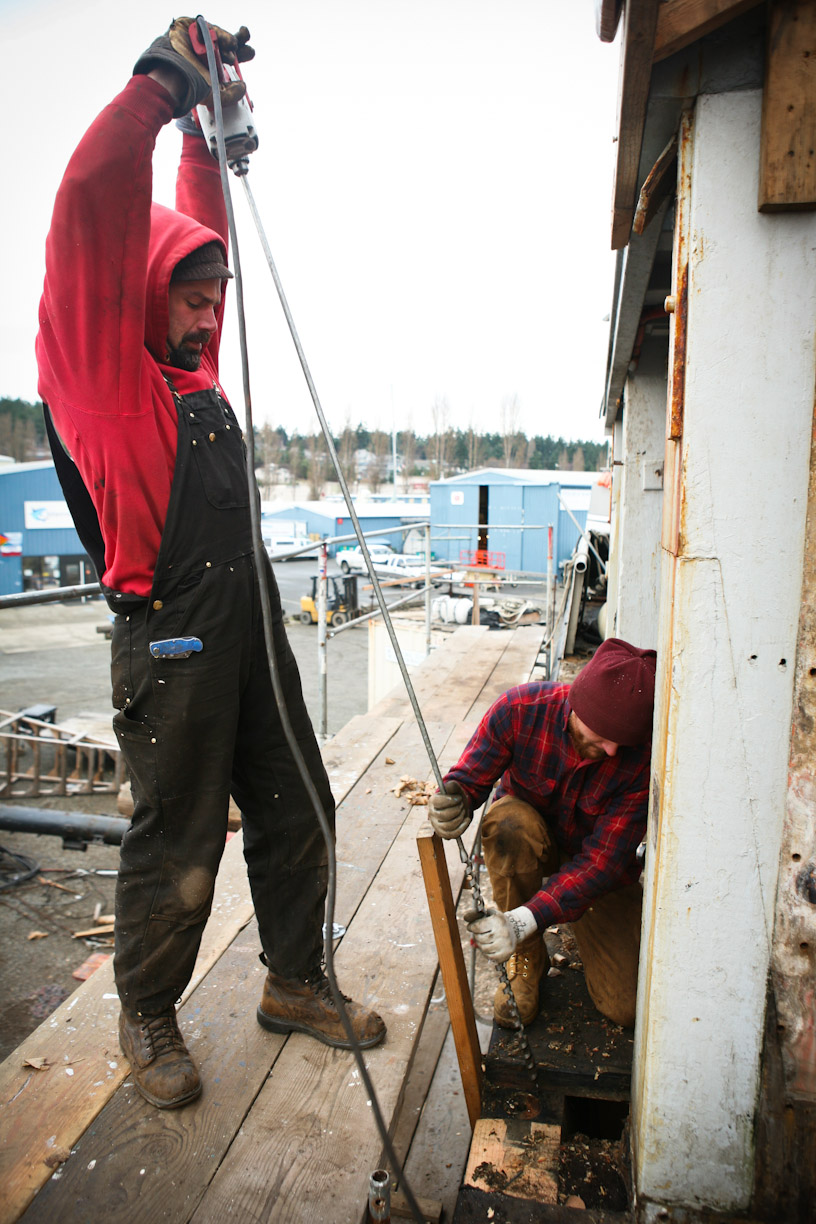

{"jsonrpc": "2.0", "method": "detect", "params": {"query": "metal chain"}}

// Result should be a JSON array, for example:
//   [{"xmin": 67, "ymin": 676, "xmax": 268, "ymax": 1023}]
[{"xmin": 460, "ymin": 839, "xmax": 539, "ymax": 1090}]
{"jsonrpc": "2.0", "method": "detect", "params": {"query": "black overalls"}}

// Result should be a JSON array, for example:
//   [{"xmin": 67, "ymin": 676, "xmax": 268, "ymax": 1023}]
[{"xmin": 64, "ymin": 382, "xmax": 334, "ymax": 1017}]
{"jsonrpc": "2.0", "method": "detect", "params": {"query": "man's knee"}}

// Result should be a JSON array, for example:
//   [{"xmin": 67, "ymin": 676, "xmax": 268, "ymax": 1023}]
[{"xmin": 482, "ymin": 796, "xmax": 551, "ymax": 876}]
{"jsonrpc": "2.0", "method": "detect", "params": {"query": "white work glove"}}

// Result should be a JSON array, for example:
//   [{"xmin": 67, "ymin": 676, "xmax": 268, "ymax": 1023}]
[
  {"xmin": 464, "ymin": 905, "xmax": 538, "ymax": 963},
  {"xmin": 429, "ymin": 780, "xmax": 471, "ymax": 839}
]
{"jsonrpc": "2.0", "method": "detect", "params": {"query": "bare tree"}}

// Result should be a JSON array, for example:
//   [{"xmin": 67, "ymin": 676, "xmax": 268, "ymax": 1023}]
[
  {"xmin": 338, "ymin": 411, "xmax": 357, "ymax": 489},
  {"xmin": 467, "ymin": 418, "xmax": 482, "ymax": 471},
  {"xmin": 400, "ymin": 416, "xmax": 415, "ymax": 492},
  {"xmin": 430, "ymin": 396, "xmax": 450, "ymax": 480},
  {"xmin": 572, "ymin": 445, "xmax": 585, "ymax": 472},
  {"xmin": 367, "ymin": 429, "xmax": 389, "ymax": 494},
  {"xmin": 500, "ymin": 394, "xmax": 522, "ymax": 468},
  {"xmin": 307, "ymin": 432, "xmax": 327, "ymax": 500}
]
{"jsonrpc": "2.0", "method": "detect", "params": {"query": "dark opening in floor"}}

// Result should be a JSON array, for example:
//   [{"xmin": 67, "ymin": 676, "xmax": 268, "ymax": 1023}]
[{"xmin": 562, "ymin": 1094, "xmax": 629, "ymax": 1141}]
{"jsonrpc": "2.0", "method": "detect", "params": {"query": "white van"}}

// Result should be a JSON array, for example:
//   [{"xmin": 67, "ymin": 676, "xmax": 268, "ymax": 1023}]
[{"xmin": 263, "ymin": 534, "xmax": 321, "ymax": 561}]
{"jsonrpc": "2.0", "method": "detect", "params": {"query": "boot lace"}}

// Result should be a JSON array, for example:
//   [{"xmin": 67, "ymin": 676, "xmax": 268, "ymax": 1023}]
[
  {"xmin": 507, "ymin": 950, "xmax": 531, "ymax": 981},
  {"xmin": 304, "ymin": 964, "xmax": 350, "ymax": 1006},
  {"xmin": 141, "ymin": 1013, "xmax": 186, "ymax": 1059}
]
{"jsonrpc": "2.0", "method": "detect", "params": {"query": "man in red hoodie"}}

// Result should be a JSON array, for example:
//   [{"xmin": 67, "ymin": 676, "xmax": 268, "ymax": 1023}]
[
  {"xmin": 36, "ymin": 19, "xmax": 385, "ymax": 1110},
  {"xmin": 430, "ymin": 638, "xmax": 655, "ymax": 1030}
]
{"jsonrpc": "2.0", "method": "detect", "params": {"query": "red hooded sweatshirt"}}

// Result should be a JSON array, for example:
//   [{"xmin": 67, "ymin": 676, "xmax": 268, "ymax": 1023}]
[{"xmin": 36, "ymin": 75, "xmax": 231, "ymax": 597}]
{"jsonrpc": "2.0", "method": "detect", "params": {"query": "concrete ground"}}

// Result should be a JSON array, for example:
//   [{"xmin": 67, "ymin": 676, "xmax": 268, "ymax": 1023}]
[{"xmin": 0, "ymin": 584, "xmax": 371, "ymax": 1060}]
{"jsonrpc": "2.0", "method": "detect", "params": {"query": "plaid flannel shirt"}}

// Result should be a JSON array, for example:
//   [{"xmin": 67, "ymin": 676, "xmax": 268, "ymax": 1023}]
[{"xmin": 445, "ymin": 682, "xmax": 650, "ymax": 929}]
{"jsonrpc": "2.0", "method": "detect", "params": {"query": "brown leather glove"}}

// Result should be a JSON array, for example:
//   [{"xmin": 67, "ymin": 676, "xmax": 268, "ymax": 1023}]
[{"xmin": 134, "ymin": 19, "xmax": 254, "ymax": 117}]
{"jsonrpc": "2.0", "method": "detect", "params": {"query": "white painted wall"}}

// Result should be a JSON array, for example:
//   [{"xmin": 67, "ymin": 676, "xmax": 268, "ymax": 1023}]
[
  {"xmin": 608, "ymin": 342, "xmax": 666, "ymax": 650},
  {"xmin": 633, "ymin": 89, "xmax": 816, "ymax": 1215},
  {"xmin": 605, "ymin": 416, "xmax": 624, "ymax": 633}
]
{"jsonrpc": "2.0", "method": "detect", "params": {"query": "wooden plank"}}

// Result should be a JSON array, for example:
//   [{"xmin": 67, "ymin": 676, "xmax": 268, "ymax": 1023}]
[
  {"xmin": 417, "ymin": 826, "xmax": 482, "ymax": 1129},
  {"xmin": 0, "ymin": 830, "xmax": 253, "ymax": 1224},
  {"xmin": 402, "ymin": 1024, "xmax": 492, "ymax": 1223},
  {"xmin": 389, "ymin": 992, "xmax": 451, "ymax": 1160},
  {"xmin": 463, "ymin": 1116, "xmax": 560, "ymax": 1203},
  {"xmin": 453, "ymin": 1185, "xmax": 625, "ymax": 1223},
  {"xmin": 464, "ymin": 625, "xmax": 546, "ymax": 720},
  {"xmin": 369, "ymin": 626, "xmax": 490, "ymax": 719},
  {"xmin": 633, "ymin": 133, "xmax": 678, "ymax": 235},
  {"xmin": 596, "ymin": 0, "xmax": 624, "ymax": 43},
  {"xmin": 653, "ymin": 0, "xmax": 763, "ymax": 63},
  {"xmin": 187, "ymin": 748, "xmax": 481, "ymax": 1224},
  {"xmin": 332, "ymin": 718, "xmax": 457, "ymax": 930},
  {"xmin": 320, "ymin": 712, "xmax": 403, "ymax": 805},
  {"xmin": 611, "ymin": 0, "xmax": 660, "ymax": 250},
  {"xmin": 18, "ymin": 923, "xmax": 287, "ymax": 1224},
  {"xmin": 759, "ymin": 0, "xmax": 816, "ymax": 211}
]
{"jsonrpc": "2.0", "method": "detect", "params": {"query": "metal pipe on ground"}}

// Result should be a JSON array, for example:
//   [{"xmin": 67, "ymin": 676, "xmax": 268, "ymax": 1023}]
[{"xmin": 0, "ymin": 805, "xmax": 128, "ymax": 847}]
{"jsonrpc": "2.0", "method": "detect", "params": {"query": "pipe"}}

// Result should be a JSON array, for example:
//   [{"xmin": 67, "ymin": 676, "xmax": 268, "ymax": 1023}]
[
  {"xmin": 368, "ymin": 1169, "xmax": 391, "ymax": 1222},
  {"xmin": 0, "ymin": 583, "xmax": 101, "ymax": 609},
  {"xmin": 0, "ymin": 805, "xmax": 128, "ymax": 846},
  {"xmin": 424, "ymin": 523, "xmax": 432, "ymax": 657},
  {"xmin": 317, "ymin": 542, "xmax": 328, "ymax": 740}
]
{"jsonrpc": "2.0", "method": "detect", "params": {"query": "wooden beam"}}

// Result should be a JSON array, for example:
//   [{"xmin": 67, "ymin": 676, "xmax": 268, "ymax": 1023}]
[
  {"xmin": 759, "ymin": 0, "xmax": 816, "ymax": 211},
  {"xmin": 653, "ymin": 0, "xmax": 763, "ymax": 63},
  {"xmin": 417, "ymin": 825, "xmax": 482, "ymax": 1128},
  {"xmin": 596, "ymin": 0, "xmax": 624, "ymax": 42},
  {"xmin": 633, "ymin": 133, "xmax": 678, "ymax": 234},
  {"xmin": 611, "ymin": 0, "xmax": 660, "ymax": 250}
]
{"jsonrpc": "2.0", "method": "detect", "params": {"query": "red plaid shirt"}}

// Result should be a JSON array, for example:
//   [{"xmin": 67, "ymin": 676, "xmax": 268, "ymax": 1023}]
[{"xmin": 445, "ymin": 682, "xmax": 650, "ymax": 929}]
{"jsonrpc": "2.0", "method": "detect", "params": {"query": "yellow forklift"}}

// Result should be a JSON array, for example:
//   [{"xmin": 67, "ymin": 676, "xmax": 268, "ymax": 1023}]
[{"xmin": 299, "ymin": 574, "xmax": 359, "ymax": 627}]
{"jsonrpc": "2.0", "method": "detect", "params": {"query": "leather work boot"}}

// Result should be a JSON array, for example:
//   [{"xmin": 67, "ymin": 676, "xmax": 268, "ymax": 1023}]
[
  {"xmin": 493, "ymin": 934, "xmax": 548, "ymax": 1028},
  {"xmin": 257, "ymin": 964, "xmax": 387, "ymax": 1050},
  {"xmin": 118, "ymin": 1008, "xmax": 202, "ymax": 1109}
]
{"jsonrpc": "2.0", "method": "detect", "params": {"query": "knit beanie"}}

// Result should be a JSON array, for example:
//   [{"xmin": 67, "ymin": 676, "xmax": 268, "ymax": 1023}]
[
  {"xmin": 569, "ymin": 638, "xmax": 657, "ymax": 747},
  {"xmin": 171, "ymin": 241, "xmax": 233, "ymax": 282}
]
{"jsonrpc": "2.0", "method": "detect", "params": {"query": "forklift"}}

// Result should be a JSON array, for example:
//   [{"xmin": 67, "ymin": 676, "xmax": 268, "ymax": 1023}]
[{"xmin": 299, "ymin": 574, "xmax": 360, "ymax": 627}]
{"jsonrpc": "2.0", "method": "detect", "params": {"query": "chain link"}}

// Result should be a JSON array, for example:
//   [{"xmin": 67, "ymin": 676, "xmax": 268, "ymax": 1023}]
[{"xmin": 462, "ymin": 850, "xmax": 539, "ymax": 1091}]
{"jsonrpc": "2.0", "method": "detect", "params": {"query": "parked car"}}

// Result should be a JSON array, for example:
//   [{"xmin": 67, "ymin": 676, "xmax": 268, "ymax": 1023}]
[
  {"xmin": 264, "ymin": 534, "xmax": 321, "ymax": 561},
  {"xmin": 338, "ymin": 542, "xmax": 396, "ymax": 574},
  {"xmin": 369, "ymin": 553, "xmax": 449, "ymax": 586}
]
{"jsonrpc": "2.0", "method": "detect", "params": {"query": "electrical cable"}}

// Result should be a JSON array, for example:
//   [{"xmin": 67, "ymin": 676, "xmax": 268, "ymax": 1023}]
[
  {"xmin": 0, "ymin": 846, "xmax": 40, "ymax": 891},
  {"xmin": 196, "ymin": 21, "xmax": 425, "ymax": 1223}
]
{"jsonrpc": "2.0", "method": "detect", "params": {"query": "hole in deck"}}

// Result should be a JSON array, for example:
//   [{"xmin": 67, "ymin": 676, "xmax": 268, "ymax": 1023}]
[
  {"xmin": 559, "ymin": 1096, "xmax": 630, "ymax": 1212},
  {"xmin": 562, "ymin": 1095, "xmax": 629, "ymax": 1142}
]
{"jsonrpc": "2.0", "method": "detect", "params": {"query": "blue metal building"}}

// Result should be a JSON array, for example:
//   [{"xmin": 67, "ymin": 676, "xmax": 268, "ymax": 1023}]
[
  {"xmin": 0, "ymin": 462, "xmax": 91, "ymax": 597},
  {"xmin": 430, "ymin": 468, "xmax": 596, "ymax": 575}
]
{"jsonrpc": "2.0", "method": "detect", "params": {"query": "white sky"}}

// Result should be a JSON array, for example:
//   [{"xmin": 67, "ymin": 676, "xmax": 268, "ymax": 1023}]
[{"xmin": 4, "ymin": 0, "xmax": 621, "ymax": 442}]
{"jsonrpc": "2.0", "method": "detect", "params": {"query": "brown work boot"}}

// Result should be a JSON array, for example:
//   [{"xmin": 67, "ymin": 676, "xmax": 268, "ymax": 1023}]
[
  {"xmin": 118, "ymin": 1008, "xmax": 201, "ymax": 1109},
  {"xmin": 257, "ymin": 964, "xmax": 386, "ymax": 1050},
  {"xmin": 493, "ymin": 934, "xmax": 548, "ymax": 1028}
]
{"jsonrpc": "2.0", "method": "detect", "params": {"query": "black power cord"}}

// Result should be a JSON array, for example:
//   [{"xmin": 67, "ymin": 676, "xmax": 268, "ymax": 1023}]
[{"xmin": 197, "ymin": 20, "xmax": 425, "ymax": 1224}]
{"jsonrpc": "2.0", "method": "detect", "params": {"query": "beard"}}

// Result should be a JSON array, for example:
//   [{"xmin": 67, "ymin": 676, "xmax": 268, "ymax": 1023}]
[
  {"xmin": 567, "ymin": 713, "xmax": 609, "ymax": 761},
  {"xmin": 165, "ymin": 330, "xmax": 211, "ymax": 372}
]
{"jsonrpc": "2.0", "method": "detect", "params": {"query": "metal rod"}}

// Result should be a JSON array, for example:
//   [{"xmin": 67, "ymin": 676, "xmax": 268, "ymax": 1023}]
[
  {"xmin": 317, "ymin": 542, "xmax": 328, "ymax": 740},
  {"xmin": 240, "ymin": 173, "xmax": 446, "ymax": 794},
  {"xmin": 328, "ymin": 586, "xmax": 423, "ymax": 636},
  {"xmin": 0, "ymin": 583, "xmax": 101, "ymax": 609},
  {"xmin": 424, "ymin": 523, "xmax": 432, "ymax": 657},
  {"xmin": 0, "ymin": 805, "xmax": 128, "ymax": 845}
]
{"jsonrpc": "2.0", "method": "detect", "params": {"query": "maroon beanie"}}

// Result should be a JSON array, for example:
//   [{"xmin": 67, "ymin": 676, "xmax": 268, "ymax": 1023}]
[{"xmin": 569, "ymin": 638, "xmax": 656, "ymax": 747}]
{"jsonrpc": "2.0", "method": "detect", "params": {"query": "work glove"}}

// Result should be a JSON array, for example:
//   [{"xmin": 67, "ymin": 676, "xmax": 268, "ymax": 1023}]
[
  {"xmin": 134, "ymin": 19, "xmax": 255, "ymax": 118},
  {"xmin": 464, "ymin": 905, "xmax": 538, "ymax": 963},
  {"xmin": 428, "ymin": 780, "xmax": 471, "ymax": 839}
]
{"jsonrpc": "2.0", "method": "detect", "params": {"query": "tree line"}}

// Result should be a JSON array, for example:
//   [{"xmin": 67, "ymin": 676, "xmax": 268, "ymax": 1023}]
[{"xmin": 0, "ymin": 397, "xmax": 607, "ymax": 493}]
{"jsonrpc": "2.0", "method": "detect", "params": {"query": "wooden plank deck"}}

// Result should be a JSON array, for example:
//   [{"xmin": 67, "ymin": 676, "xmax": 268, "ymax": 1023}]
[{"xmin": 0, "ymin": 624, "xmax": 545, "ymax": 1224}]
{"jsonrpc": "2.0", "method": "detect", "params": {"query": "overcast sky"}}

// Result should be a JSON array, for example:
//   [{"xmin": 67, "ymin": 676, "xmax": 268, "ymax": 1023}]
[{"xmin": 4, "ymin": 0, "xmax": 621, "ymax": 443}]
